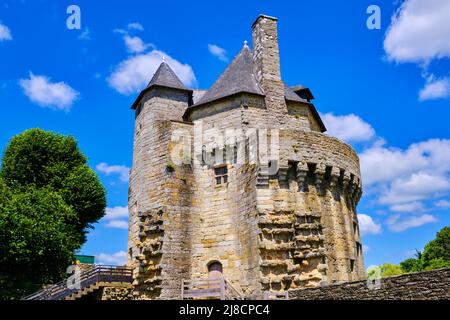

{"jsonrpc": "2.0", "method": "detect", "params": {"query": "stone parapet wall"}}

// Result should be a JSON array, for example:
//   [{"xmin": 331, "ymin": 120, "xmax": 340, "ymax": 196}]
[{"xmin": 289, "ymin": 268, "xmax": 450, "ymax": 300}]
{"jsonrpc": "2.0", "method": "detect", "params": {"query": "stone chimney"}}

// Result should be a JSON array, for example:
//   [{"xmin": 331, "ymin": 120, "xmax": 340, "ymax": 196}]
[{"xmin": 251, "ymin": 14, "xmax": 288, "ymax": 125}]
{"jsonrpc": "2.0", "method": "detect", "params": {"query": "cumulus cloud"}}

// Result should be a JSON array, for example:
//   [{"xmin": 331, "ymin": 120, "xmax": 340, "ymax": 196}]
[
  {"xmin": 96, "ymin": 163, "xmax": 130, "ymax": 182},
  {"xmin": 389, "ymin": 201, "xmax": 426, "ymax": 213},
  {"xmin": 384, "ymin": 0, "xmax": 450, "ymax": 101},
  {"xmin": 357, "ymin": 214, "xmax": 382, "ymax": 235},
  {"xmin": 0, "ymin": 22, "xmax": 12, "ymax": 41},
  {"xmin": 379, "ymin": 172, "xmax": 450, "ymax": 205},
  {"xmin": 419, "ymin": 77, "xmax": 450, "ymax": 101},
  {"xmin": 105, "ymin": 206, "xmax": 129, "ymax": 220},
  {"xmin": 127, "ymin": 22, "xmax": 144, "ymax": 31},
  {"xmin": 384, "ymin": 0, "xmax": 450, "ymax": 63},
  {"xmin": 208, "ymin": 44, "xmax": 228, "ymax": 62},
  {"xmin": 360, "ymin": 139, "xmax": 450, "ymax": 186},
  {"xmin": 123, "ymin": 35, "xmax": 152, "ymax": 54},
  {"xmin": 96, "ymin": 251, "xmax": 127, "ymax": 266},
  {"xmin": 434, "ymin": 199, "xmax": 450, "ymax": 208},
  {"xmin": 105, "ymin": 220, "xmax": 128, "ymax": 229},
  {"xmin": 386, "ymin": 214, "xmax": 437, "ymax": 232},
  {"xmin": 321, "ymin": 113, "xmax": 375, "ymax": 143},
  {"xmin": 107, "ymin": 50, "xmax": 196, "ymax": 95},
  {"xmin": 114, "ymin": 22, "xmax": 153, "ymax": 54},
  {"xmin": 103, "ymin": 206, "xmax": 129, "ymax": 229},
  {"xmin": 19, "ymin": 73, "xmax": 79, "ymax": 111}
]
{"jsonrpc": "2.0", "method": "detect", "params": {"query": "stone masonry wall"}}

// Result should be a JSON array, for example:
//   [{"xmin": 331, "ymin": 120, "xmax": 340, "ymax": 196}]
[
  {"xmin": 128, "ymin": 87, "xmax": 193, "ymax": 300},
  {"xmin": 252, "ymin": 15, "xmax": 287, "ymax": 128},
  {"xmin": 289, "ymin": 268, "xmax": 450, "ymax": 300},
  {"xmin": 100, "ymin": 286, "xmax": 134, "ymax": 300},
  {"xmin": 128, "ymin": 15, "xmax": 367, "ymax": 299}
]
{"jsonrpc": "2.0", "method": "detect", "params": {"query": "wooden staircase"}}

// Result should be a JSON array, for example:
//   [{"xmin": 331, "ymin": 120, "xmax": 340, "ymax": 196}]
[
  {"xmin": 22, "ymin": 265, "xmax": 133, "ymax": 300},
  {"xmin": 181, "ymin": 277, "xmax": 244, "ymax": 300}
]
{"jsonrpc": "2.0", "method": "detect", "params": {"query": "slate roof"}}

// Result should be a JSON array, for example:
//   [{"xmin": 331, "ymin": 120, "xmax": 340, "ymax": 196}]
[
  {"xmin": 284, "ymin": 83, "xmax": 309, "ymax": 103},
  {"xmin": 291, "ymin": 85, "xmax": 315, "ymax": 102},
  {"xmin": 193, "ymin": 45, "xmax": 264, "ymax": 107},
  {"xmin": 146, "ymin": 61, "xmax": 189, "ymax": 91},
  {"xmin": 131, "ymin": 61, "xmax": 191, "ymax": 109}
]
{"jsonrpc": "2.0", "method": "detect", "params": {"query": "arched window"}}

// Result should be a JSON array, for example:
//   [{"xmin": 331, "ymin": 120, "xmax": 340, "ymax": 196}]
[{"xmin": 207, "ymin": 261, "xmax": 223, "ymax": 279}]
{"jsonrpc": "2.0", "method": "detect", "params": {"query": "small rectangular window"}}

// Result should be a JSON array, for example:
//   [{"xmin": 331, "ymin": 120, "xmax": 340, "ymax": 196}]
[{"xmin": 214, "ymin": 165, "xmax": 228, "ymax": 185}]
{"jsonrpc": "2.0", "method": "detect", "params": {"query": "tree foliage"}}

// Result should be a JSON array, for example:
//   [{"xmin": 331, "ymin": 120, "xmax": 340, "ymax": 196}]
[
  {"xmin": 368, "ymin": 263, "xmax": 404, "ymax": 278},
  {"xmin": 0, "ymin": 129, "xmax": 106, "ymax": 299},
  {"xmin": 368, "ymin": 227, "xmax": 450, "ymax": 278}
]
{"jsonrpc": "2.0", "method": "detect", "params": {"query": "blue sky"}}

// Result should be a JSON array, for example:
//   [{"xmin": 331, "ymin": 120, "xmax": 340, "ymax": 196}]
[{"xmin": 0, "ymin": 0, "xmax": 449, "ymax": 268}]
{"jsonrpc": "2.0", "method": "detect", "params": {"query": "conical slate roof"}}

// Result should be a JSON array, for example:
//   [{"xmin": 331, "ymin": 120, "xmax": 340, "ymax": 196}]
[
  {"xmin": 194, "ymin": 44, "xmax": 264, "ymax": 106},
  {"xmin": 131, "ymin": 61, "xmax": 191, "ymax": 109},
  {"xmin": 147, "ymin": 61, "xmax": 189, "ymax": 91}
]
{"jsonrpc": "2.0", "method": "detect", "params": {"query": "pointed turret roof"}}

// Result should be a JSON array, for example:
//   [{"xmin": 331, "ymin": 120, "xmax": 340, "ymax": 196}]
[
  {"xmin": 146, "ymin": 61, "xmax": 189, "ymax": 91},
  {"xmin": 193, "ymin": 44, "xmax": 264, "ymax": 107},
  {"xmin": 131, "ymin": 61, "xmax": 192, "ymax": 109}
]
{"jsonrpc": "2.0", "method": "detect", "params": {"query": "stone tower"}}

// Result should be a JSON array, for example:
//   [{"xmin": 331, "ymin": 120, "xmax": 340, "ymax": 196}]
[{"xmin": 128, "ymin": 15, "xmax": 364, "ymax": 300}]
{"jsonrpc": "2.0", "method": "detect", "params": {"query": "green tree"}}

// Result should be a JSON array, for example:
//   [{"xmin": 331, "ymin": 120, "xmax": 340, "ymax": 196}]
[
  {"xmin": 422, "ymin": 227, "xmax": 450, "ymax": 264},
  {"xmin": 378, "ymin": 263, "xmax": 405, "ymax": 278},
  {"xmin": 400, "ymin": 258, "xmax": 423, "ymax": 273},
  {"xmin": 1, "ymin": 129, "xmax": 106, "ymax": 239},
  {"xmin": 0, "ymin": 129, "xmax": 106, "ymax": 299},
  {"xmin": 0, "ymin": 188, "xmax": 79, "ymax": 299},
  {"xmin": 399, "ymin": 227, "xmax": 450, "ymax": 273}
]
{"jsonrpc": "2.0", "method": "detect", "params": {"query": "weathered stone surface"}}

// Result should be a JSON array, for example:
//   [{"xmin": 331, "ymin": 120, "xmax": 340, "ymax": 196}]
[
  {"xmin": 100, "ymin": 286, "xmax": 134, "ymax": 300},
  {"xmin": 289, "ymin": 268, "xmax": 450, "ymax": 300},
  {"xmin": 126, "ymin": 14, "xmax": 365, "ymax": 300}
]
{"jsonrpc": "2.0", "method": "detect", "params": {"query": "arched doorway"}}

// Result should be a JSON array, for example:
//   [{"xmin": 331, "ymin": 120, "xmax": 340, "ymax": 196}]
[{"xmin": 207, "ymin": 261, "xmax": 223, "ymax": 280}]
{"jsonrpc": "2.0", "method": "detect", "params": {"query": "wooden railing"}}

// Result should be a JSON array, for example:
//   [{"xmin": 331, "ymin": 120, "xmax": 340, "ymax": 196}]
[
  {"xmin": 181, "ymin": 277, "xmax": 244, "ymax": 300},
  {"xmin": 22, "ymin": 265, "xmax": 133, "ymax": 300}
]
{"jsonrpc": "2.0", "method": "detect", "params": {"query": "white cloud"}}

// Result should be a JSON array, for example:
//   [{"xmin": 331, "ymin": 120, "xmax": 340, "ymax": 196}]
[
  {"xmin": 208, "ymin": 44, "xmax": 228, "ymax": 62},
  {"xmin": 384, "ymin": 0, "xmax": 450, "ymax": 63},
  {"xmin": 321, "ymin": 113, "xmax": 375, "ymax": 143},
  {"xmin": 103, "ymin": 206, "xmax": 128, "ymax": 229},
  {"xmin": 360, "ymin": 139, "xmax": 450, "ymax": 186},
  {"xmin": 78, "ymin": 27, "xmax": 91, "ymax": 40},
  {"xmin": 105, "ymin": 220, "xmax": 128, "ymax": 229},
  {"xmin": 389, "ymin": 201, "xmax": 426, "ymax": 213},
  {"xmin": 379, "ymin": 172, "xmax": 450, "ymax": 205},
  {"xmin": 124, "ymin": 35, "xmax": 152, "ymax": 54},
  {"xmin": 419, "ymin": 77, "xmax": 450, "ymax": 101},
  {"xmin": 384, "ymin": 0, "xmax": 450, "ymax": 101},
  {"xmin": 19, "ymin": 72, "xmax": 79, "ymax": 111},
  {"xmin": 108, "ymin": 50, "xmax": 196, "ymax": 95},
  {"xmin": 357, "ymin": 214, "xmax": 382, "ymax": 235},
  {"xmin": 127, "ymin": 22, "xmax": 144, "ymax": 31},
  {"xmin": 96, "ymin": 251, "xmax": 127, "ymax": 266},
  {"xmin": 96, "ymin": 162, "xmax": 130, "ymax": 182},
  {"xmin": 362, "ymin": 245, "xmax": 370, "ymax": 253},
  {"xmin": 434, "ymin": 199, "xmax": 450, "ymax": 208},
  {"xmin": 104, "ymin": 206, "xmax": 129, "ymax": 220},
  {"xmin": 0, "ymin": 22, "xmax": 12, "ymax": 41},
  {"xmin": 386, "ymin": 214, "xmax": 437, "ymax": 232}
]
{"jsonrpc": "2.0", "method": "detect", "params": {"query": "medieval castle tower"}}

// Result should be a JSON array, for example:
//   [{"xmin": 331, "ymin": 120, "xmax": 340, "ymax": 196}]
[{"xmin": 127, "ymin": 15, "xmax": 364, "ymax": 299}]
